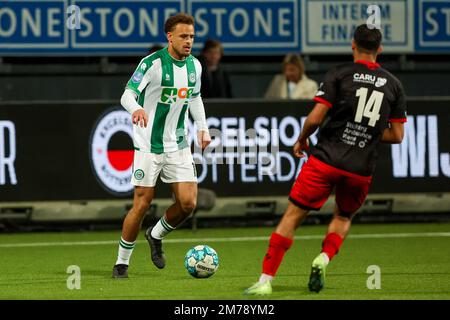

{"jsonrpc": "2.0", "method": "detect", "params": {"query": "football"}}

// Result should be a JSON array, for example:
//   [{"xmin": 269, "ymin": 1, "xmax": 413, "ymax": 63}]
[{"xmin": 184, "ymin": 245, "xmax": 219, "ymax": 278}]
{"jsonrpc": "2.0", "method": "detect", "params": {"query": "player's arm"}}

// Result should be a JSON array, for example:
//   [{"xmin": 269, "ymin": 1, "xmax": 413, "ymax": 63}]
[
  {"xmin": 381, "ymin": 122, "xmax": 404, "ymax": 144},
  {"xmin": 190, "ymin": 96, "xmax": 211, "ymax": 150},
  {"xmin": 294, "ymin": 103, "xmax": 330, "ymax": 158},
  {"xmin": 382, "ymin": 80, "xmax": 407, "ymax": 144},
  {"xmin": 120, "ymin": 89, "xmax": 148, "ymax": 128},
  {"xmin": 121, "ymin": 58, "xmax": 152, "ymax": 127},
  {"xmin": 190, "ymin": 60, "xmax": 211, "ymax": 150},
  {"xmin": 294, "ymin": 66, "xmax": 336, "ymax": 157}
]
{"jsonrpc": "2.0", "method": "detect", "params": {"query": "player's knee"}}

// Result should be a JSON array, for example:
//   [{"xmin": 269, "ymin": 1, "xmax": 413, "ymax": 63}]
[
  {"xmin": 133, "ymin": 199, "xmax": 150, "ymax": 214},
  {"xmin": 180, "ymin": 199, "xmax": 196, "ymax": 214}
]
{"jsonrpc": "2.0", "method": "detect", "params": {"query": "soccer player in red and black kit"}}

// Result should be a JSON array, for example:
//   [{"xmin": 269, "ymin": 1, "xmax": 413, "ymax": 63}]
[{"xmin": 244, "ymin": 24, "xmax": 407, "ymax": 295}]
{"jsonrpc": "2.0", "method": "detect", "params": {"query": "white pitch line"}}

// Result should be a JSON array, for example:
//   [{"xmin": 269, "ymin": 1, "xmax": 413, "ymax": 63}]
[{"xmin": 0, "ymin": 232, "xmax": 449, "ymax": 248}]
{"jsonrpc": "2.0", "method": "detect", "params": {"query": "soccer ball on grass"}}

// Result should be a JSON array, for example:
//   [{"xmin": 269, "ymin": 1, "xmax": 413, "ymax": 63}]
[{"xmin": 184, "ymin": 245, "xmax": 219, "ymax": 278}]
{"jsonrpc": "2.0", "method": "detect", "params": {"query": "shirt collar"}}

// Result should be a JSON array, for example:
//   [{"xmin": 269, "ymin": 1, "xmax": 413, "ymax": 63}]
[
  {"xmin": 164, "ymin": 47, "xmax": 187, "ymax": 67},
  {"xmin": 355, "ymin": 59, "xmax": 380, "ymax": 70}
]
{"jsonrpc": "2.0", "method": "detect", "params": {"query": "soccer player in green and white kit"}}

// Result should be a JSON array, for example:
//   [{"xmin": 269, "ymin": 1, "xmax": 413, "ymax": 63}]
[{"xmin": 112, "ymin": 14, "xmax": 211, "ymax": 278}]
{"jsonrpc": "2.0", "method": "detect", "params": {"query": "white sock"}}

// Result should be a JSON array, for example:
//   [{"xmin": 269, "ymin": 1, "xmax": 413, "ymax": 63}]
[
  {"xmin": 115, "ymin": 237, "xmax": 135, "ymax": 265},
  {"xmin": 321, "ymin": 252, "xmax": 330, "ymax": 266},
  {"xmin": 151, "ymin": 216, "xmax": 175, "ymax": 240},
  {"xmin": 258, "ymin": 273, "xmax": 273, "ymax": 284}
]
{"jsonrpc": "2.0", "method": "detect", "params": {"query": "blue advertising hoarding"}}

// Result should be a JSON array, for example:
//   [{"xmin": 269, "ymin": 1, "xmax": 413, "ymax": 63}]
[
  {"xmin": 71, "ymin": 0, "xmax": 183, "ymax": 49},
  {"xmin": 0, "ymin": 0, "xmax": 301, "ymax": 55},
  {"xmin": 0, "ymin": 0, "xmax": 68, "ymax": 49},
  {"xmin": 0, "ymin": 0, "xmax": 449, "ymax": 56},
  {"xmin": 189, "ymin": 0, "xmax": 299, "ymax": 53},
  {"xmin": 415, "ymin": 0, "xmax": 450, "ymax": 51}
]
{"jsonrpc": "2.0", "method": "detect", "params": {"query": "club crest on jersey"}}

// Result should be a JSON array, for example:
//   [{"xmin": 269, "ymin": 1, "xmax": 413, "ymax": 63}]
[
  {"xmin": 161, "ymin": 87, "xmax": 194, "ymax": 103},
  {"xmin": 189, "ymin": 72, "xmax": 196, "ymax": 83},
  {"xmin": 375, "ymin": 77, "xmax": 387, "ymax": 87}
]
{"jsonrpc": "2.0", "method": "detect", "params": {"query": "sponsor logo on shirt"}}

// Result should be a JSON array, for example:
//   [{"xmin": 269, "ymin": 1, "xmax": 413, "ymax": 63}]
[
  {"xmin": 353, "ymin": 73, "xmax": 387, "ymax": 87},
  {"xmin": 161, "ymin": 87, "xmax": 194, "ymax": 103}
]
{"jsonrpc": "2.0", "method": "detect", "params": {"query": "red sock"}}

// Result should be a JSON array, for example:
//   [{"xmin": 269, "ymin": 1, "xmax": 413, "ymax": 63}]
[
  {"xmin": 262, "ymin": 232, "xmax": 293, "ymax": 276},
  {"xmin": 321, "ymin": 233, "xmax": 343, "ymax": 260}
]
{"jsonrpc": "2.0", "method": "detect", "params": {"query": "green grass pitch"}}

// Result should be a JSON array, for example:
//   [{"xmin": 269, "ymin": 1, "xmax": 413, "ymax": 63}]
[{"xmin": 0, "ymin": 223, "xmax": 449, "ymax": 300}]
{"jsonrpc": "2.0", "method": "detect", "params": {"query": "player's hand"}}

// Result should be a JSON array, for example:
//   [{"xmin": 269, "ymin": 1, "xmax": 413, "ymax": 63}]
[
  {"xmin": 197, "ymin": 130, "xmax": 211, "ymax": 150},
  {"xmin": 132, "ymin": 109, "xmax": 148, "ymax": 128},
  {"xmin": 293, "ymin": 138, "xmax": 309, "ymax": 158}
]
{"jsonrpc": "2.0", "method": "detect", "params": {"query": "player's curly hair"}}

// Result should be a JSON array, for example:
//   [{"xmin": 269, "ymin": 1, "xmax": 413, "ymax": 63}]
[
  {"xmin": 164, "ymin": 13, "xmax": 195, "ymax": 33},
  {"xmin": 354, "ymin": 24, "xmax": 382, "ymax": 54}
]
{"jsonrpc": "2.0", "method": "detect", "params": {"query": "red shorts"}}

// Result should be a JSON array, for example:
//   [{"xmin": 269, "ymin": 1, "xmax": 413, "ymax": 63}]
[{"xmin": 289, "ymin": 155, "xmax": 372, "ymax": 214}]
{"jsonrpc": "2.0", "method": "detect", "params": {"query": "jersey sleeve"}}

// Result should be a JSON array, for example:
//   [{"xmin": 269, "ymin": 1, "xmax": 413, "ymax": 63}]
[
  {"xmin": 191, "ymin": 60, "xmax": 202, "ymax": 98},
  {"xmin": 389, "ymin": 81, "xmax": 407, "ymax": 123},
  {"xmin": 313, "ymin": 67, "xmax": 337, "ymax": 108},
  {"xmin": 125, "ymin": 58, "xmax": 152, "ymax": 97}
]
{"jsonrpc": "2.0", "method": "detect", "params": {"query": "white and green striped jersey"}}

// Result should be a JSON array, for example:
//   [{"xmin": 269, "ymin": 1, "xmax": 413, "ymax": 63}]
[{"xmin": 126, "ymin": 47, "xmax": 202, "ymax": 154}]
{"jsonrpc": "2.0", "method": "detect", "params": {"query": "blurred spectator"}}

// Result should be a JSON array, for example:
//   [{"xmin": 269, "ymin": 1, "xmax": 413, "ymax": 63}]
[
  {"xmin": 198, "ymin": 39, "xmax": 232, "ymax": 98},
  {"xmin": 264, "ymin": 54, "xmax": 318, "ymax": 99}
]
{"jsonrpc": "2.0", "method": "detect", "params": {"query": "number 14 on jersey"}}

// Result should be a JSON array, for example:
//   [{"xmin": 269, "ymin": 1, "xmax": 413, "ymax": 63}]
[{"xmin": 355, "ymin": 88, "xmax": 384, "ymax": 127}]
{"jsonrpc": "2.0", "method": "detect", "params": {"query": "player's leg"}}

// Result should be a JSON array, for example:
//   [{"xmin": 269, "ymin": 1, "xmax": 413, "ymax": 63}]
[
  {"xmin": 244, "ymin": 201, "xmax": 309, "ymax": 295},
  {"xmin": 113, "ymin": 186, "xmax": 155, "ymax": 278},
  {"xmin": 146, "ymin": 182, "xmax": 197, "ymax": 269},
  {"xmin": 244, "ymin": 156, "xmax": 333, "ymax": 295},
  {"xmin": 326, "ymin": 205, "xmax": 353, "ymax": 241},
  {"xmin": 146, "ymin": 148, "xmax": 197, "ymax": 269},
  {"xmin": 167, "ymin": 181, "xmax": 197, "ymax": 225},
  {"xmin": 309, "ymin": 173, "xmax": 371, "ymax": 292},
  {"xmin": 113, "ymin": 149, "xmax": 161, "ymax": 277},
  {"xmin": 308, "ymin": 205, "xmax": 351, "ymax": 292},
  {"xmin": 122, "ymin": 187, "xmax": 156, "ymax": 241}
]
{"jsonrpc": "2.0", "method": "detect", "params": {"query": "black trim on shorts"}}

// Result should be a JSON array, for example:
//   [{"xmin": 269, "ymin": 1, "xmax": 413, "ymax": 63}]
[
  {"xmin": 288, "ymin": 196, "xmax": 320, "ymax": 211},
  {"xmin": 335, "ymin": 204, "xmax": 355, "ymax": 219}
]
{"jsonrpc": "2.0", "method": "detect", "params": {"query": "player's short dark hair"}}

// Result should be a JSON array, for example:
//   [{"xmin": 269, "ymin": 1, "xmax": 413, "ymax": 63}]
[
  {"xmin": 164, "ymin": 13, "xmax": 195, "ymax": 33},
  {"xmin": 354, "ymin": 24, "xmax": 382, "ymax": 54}
]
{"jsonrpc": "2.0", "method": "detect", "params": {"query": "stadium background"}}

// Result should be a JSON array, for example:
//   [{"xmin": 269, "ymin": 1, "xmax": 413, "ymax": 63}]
[{"xmin": 0, "ymin": 0, "xmax": 449, "ymax": 301}]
